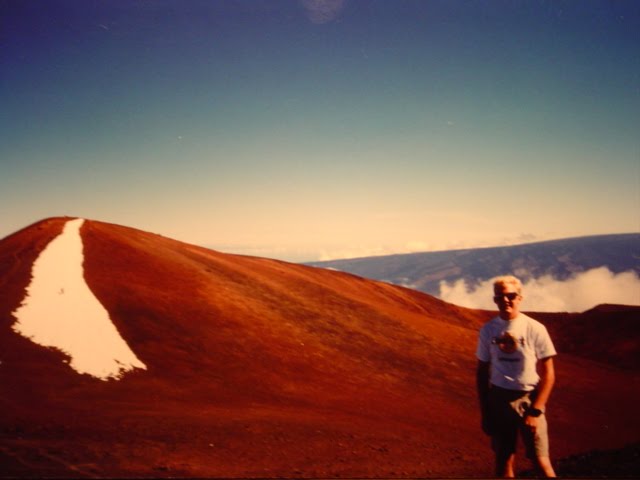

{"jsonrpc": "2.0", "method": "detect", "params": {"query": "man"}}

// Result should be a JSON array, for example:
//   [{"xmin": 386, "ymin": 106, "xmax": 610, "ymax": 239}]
[{"xmin": 476, "ymin": 276, "xmax": 557, "ymax": 478}]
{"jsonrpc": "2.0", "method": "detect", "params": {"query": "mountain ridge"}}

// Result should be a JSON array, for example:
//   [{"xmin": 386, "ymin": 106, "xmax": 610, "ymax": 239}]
[
  {"xmin": 318, "ymin": 232, "xmax": 640, "ymax": 261},
  {"xmin": 307, "ymin": 232, "xmax": 640, "ymax": 297},
  {"xmin": 0, "ymin": 217, "xmax": 638, "ymax": 477}
]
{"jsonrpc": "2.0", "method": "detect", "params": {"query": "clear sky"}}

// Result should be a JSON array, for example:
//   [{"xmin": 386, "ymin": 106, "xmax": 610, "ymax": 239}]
[{"xmin": 2, "ymin": 0, "xmax": 639, "ymax": 262}]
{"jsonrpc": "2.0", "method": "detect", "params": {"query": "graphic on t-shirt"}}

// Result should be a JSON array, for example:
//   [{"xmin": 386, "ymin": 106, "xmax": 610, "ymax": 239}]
[{"xmin": 492, "ymin": 332, "xmax": 524, "ymax": 354}]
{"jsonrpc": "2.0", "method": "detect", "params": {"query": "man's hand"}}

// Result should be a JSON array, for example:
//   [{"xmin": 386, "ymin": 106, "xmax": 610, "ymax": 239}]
[{"xmin": 524, "ymin": 413, "xmax": 539, "ymax": 434}]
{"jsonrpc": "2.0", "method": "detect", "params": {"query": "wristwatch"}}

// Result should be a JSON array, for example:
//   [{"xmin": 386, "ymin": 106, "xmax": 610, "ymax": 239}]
[{"xmin": 526, "ymin": 407, "xmax": 544, "ymax": 417}]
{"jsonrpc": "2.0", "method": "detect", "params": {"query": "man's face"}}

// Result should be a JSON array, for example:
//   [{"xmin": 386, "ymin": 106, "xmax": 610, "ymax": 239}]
[{"xmin": 493, "ymin": 284, "xmax": 522, "ymax": 320}]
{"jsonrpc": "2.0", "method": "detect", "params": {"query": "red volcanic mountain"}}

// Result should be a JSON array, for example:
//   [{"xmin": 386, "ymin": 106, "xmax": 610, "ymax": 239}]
[{"xmin": 0, "ymin": 217, "xmax": 638, "ymax": 478}]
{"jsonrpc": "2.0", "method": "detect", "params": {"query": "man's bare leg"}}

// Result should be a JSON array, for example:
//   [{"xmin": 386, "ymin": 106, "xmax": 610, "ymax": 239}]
[
  {"xmin": 535, "ymin": 455, "xmax": 556, "ymax": 478},
  {"xmin": 496, "ymin": 453, "xmax": 516, "ymax": 478}
]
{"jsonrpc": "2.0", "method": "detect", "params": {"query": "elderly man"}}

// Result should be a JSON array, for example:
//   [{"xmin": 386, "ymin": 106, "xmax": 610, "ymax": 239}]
[{"xmin": 476, "ymin": 276, "xmax": 557, "ymax": 478}]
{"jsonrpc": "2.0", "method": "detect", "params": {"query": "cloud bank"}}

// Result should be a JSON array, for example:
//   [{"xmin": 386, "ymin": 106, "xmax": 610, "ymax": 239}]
[
  {"xmin": 301, "ymin": 0, "xmax": 345, "ymax": 24},
  {"xmin": 439, "ymin": 267, "xmax": 640, "ymax": 313}
]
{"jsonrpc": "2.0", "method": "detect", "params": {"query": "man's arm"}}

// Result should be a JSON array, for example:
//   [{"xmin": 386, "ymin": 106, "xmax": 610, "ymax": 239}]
[
  {"xmin": 525, "ymin": 356, "xmax": 555, "ymax": 431},
  {"xmin": 533, "ymin": 356, "xmax": 555, "ymax": 411},
  {"xmin": 476, "ymin": 360, "xmax": 491, "ymax": 435}
]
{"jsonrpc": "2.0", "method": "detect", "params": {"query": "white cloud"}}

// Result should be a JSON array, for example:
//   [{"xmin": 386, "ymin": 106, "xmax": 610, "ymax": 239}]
[
  {"xmin": 318, "ymin": 245, "xmax": 389, "ymax": 261},
  {"xmin": 439, "ymin": 267, "xmax": 640, "ymax": 313},
  {"xmin": 316, "ymin": 240, "xmax": 456, "ymax": 262},
  {"xmin": 301, "ymin": 0, "xmax": 346, "ymax": 24},
  {"xmin": 404, "ymin": 240, "xmax": 432, "ymax": 252},
  {"xmin": 389, "ymin": 277, "xmax": 419, "ymax": 290}
]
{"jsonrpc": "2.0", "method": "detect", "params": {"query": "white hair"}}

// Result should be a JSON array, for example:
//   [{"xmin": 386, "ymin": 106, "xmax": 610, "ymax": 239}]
[{"xmin": 493, "ymin": 275, "xmax": 523, "ymax": 294}]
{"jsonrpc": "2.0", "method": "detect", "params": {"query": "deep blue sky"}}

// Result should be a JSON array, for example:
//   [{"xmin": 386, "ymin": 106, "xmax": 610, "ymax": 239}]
[{"xmin": 2, "ymin": 1, "xmax": 639, "ymax": 261}]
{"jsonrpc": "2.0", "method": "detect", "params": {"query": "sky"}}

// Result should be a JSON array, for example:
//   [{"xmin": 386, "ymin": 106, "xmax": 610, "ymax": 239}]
[{"xmin": 2, "ymin": 0, "xmax": 639, "ymax": 262}]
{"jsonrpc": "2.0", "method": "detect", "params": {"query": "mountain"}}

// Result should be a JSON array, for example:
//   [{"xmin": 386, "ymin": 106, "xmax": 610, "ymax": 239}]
[
  {"xmin": 0, "ymin": 218, "xmax": 638, "ymax": 478},
  {"xmin": 306, "ymin": 234, "xmax": 640, "ymax": 296}
]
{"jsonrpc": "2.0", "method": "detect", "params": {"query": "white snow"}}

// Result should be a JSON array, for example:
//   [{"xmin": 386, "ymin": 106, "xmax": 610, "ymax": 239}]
[{"xmin": 12, "ymin": 218, "xmax": 147, "ymax": 380}]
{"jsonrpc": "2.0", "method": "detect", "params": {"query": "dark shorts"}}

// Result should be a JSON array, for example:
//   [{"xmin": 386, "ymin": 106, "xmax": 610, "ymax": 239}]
[{"xmin": 487, "ymin": 385, "xmax": 550, "ymax": 459}]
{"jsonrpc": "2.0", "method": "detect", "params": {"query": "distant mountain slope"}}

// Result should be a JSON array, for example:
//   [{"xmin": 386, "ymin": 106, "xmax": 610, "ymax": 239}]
[
  {"xmin": 530, "ymin": 304, "xmax": 640, "ymax": 370},
  {"xmin": 307, "ymin": 234, "xmax": 640, "ymax": 296},
  {"xmin": 0, "ymin": 218, "xmax": 638, "ymax": 478}
]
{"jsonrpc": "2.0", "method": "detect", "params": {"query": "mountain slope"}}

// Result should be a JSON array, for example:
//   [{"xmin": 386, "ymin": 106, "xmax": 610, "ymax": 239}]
[
  {"xmin": 0, "ymin": 218, "xmax": 638, "ymax": 478},
  {"xmin": 307, "ymin": 234, "xmax": 640, "ymax": 296}
]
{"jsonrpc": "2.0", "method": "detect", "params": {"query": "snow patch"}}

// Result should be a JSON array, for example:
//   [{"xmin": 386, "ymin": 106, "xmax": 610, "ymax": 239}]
[{"xmin": 12, "ymin": 218, "xmax": 147, "ymax": 380}]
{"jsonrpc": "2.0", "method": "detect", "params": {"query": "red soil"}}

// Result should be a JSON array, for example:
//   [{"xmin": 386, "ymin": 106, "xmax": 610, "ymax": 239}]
[{"xmin": 0, "ymin": 218, "xmax": 638, "ymax": 478}]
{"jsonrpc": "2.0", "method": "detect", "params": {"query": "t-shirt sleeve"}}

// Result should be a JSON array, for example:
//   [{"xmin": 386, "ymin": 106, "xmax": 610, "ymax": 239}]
[
  {"xmin": 534, "ymin": 324, "xmax": 557, "ymax": 359},
  {"xmin": 476, "ymin": 327, "xmax": 491, "ymax": 362}
]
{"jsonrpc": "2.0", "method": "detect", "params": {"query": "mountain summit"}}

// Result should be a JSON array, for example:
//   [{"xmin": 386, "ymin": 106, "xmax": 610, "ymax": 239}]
[{"xmin": 0, "ymin": 218, "xmax": 638, "ymax": 477}]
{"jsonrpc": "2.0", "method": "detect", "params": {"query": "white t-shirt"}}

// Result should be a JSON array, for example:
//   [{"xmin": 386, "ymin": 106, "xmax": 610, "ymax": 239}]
[{"xmin": 476, "ymin": 313, "xmax": 557, "ymax": 392}]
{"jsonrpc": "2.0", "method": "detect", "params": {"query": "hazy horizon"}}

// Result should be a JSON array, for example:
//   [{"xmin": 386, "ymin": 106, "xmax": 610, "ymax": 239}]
[{"xmin": 2, "ymin": 1, "xmax": 639, "ymax": 262}]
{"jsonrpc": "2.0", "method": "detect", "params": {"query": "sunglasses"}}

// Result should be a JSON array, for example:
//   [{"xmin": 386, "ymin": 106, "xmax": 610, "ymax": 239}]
[{"xmin": 494, "ymin": 292, "xmax": 519, "ymax": 302}]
